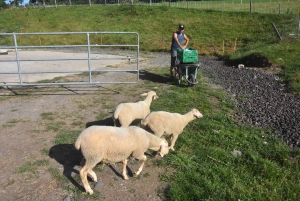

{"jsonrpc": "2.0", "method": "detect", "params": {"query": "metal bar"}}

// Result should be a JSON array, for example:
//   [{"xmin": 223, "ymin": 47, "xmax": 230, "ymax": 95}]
[
  {"xmin": 0, "ymin": 45, "xmax": 138, "ymax": 49},
  {"xmin": 0, "ymin": 57, "xmax": 138, "ymax": 62},
  {"xmin": 87, "ymin": 33, "xmax": 92, "ymax": 83},
  {"xmin": 0, "ymin": 81, "xmax": 138, "ymax": 87},
  {"xmin": 0, "ymin": 31, "xmax": 139, "ymax": 35},
  {"xmin": 0, "ymin": 70, "xmax": 139, "ymax": 74},
  {"xmin": 137, "ymin": 33, "xmax": 140, "ymax": 82},
  {"xmin": 13, "ymin": 34, "xmax": 22, "ymax": 84},
  {"xmin": 0, "ymin": 31, "xmax": 140, "ymax": 86}
]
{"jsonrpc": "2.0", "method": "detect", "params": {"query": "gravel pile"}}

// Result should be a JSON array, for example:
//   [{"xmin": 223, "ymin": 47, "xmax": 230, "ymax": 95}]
[{"xmin": 199, "ymin": 56, "xmax": 300, "ymax": 149}]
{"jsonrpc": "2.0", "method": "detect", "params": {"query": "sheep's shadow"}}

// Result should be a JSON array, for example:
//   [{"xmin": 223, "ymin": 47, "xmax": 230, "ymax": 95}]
[
  {"xmin": 107, "ymin": 163, "xmax": 134, "ymax": 178},
  {"xmin": 137, "ymin": 70, "xmax": 175, "ymax": 84},
  {"xmin": 86, "ymin": 117, "xmax": 142, "ymax": 128},
  {"xmin": 48, "ymin": 143, "xmax": 149, "ymax": 192},
  {"xmin": 48, "ymin": 144, "xmax": 85, "ymax": 191},
  {"xmin": 137, "ymin": 69, "xmax": 193, "ymax": 88},
  {"xmin": 86, "ymin": 117, "xmax": 114, "ymax": 128}
]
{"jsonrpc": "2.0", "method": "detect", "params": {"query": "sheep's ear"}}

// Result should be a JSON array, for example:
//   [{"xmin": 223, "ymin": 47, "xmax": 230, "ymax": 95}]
[
  {"xmin": 153, "ymin": 94, "xmax": 159, "ymax": 100},
  {"xmin": 140, "ymin": 93, "xmax": 148, "ymax": 96}
]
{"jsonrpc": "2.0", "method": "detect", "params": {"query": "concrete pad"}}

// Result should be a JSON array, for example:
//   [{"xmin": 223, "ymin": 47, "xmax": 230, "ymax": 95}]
[{"xmin": 0, "ymin": 50, "xmax": 131, "ymax": 83}]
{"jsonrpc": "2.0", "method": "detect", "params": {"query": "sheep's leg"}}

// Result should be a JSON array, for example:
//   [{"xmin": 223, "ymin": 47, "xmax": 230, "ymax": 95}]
[
  {"xmin": 80, "ymin": 161, "xmax": 98, "ymax": 195},
  {"xmin": 169, "ymin": 134, "xmax": 179, "ymax": 151},
  {"xmin": 122, "ymin": 159, "xmax": 129, "ymax": 180},
  {"xmin": 87, "ymin": 170, "xmax": 97, "ymax": 182},
  {"xmin": 134, "ymin": 155, "xmax": 147, "ymax": 177}
]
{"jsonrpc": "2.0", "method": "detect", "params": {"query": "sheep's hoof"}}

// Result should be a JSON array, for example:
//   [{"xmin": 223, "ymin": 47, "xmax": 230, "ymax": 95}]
[
  {"xmin": 133, "ymin": 173, "xmax": 139, "ymax": 178},
  {"xmin": 169, "ymin": 147, "xmax": 175, "ymax": 151},
  {"xmin": 124, "ymin": 176, "xmax": 129, "ymax": 180},
  {"xmin": 86, "ymin": 188, "xmax": 94, "ymax": 195}
]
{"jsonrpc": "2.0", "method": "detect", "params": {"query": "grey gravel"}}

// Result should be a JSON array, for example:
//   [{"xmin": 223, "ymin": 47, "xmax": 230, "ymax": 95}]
[
  {"xmin": 200, "ymin": 56, "xmax": 300, "ymax": 149},
  {"xmin": 142, "ymin": 52, "xmax": 300, "ymax": 149}
]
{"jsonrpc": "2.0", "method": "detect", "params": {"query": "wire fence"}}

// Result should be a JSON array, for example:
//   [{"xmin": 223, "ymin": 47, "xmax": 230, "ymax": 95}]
[{"xmin": 8, "ymin": 0, "xmax": 299, "ymax": 14}]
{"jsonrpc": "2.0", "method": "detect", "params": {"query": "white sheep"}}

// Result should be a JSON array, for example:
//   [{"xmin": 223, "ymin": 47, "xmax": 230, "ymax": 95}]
[
  {"xmin": 75, "ymin": 125, "xmax": 169, "ymax": 195},
  {"xmin": 141, "ymin": 108, "xmax": 203, "ymax": 151},
  {"xmin": 112, "ymin": 91, "xmax": 158, "ymax": 127}
]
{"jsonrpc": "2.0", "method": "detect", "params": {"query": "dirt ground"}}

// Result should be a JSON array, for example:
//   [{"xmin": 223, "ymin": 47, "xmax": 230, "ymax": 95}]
[{"xmin": 0, "ymin": 51, "xmax": 173, "ymax": 201}]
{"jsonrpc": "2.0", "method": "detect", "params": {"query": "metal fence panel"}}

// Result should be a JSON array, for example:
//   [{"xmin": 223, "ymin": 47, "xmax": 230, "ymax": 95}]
[{"xmin": 0, "ymin": 32, "xmax": 140, "ymax": 86}]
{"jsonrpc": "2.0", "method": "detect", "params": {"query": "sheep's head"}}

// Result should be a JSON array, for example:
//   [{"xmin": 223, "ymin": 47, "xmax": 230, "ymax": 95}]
[
  {"xmin": 152, "ymin": 92, "xmax": 159, "ymax": 100},
  {"xmin": 192, "ymin": 108, "xmax": 203, "ymax": 118},
  {"xmin": 158, "ymin": 139, "xmax": 169, "ymax": 157},
  {"xmin": 140, "ymin": 91, "xmax": 158, "ymax": 100}
]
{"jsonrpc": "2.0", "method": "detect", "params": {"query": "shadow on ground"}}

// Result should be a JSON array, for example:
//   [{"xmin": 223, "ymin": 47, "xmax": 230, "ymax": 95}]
[
  {"xmin": 48, "ymin": 144, "xmax": 85, "ymax": 191},
  {"xmin": 138, "ymin": 70, "xmax": 174, "ymax": 84},
  {"xmin": 86, "ymin": 117, "xmax": 114, "ymax": 128}
]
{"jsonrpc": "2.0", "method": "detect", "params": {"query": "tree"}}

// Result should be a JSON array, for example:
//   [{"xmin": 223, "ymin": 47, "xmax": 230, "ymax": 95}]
[{"xmin": 0, "ymin": 0, "xmax": 9, "ymax": 8}]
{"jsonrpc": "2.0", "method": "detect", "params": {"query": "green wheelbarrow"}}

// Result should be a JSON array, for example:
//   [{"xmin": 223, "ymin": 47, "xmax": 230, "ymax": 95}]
[{"xmin": 176, "ymin": 62, "xmax": 201, "ymax": 86}]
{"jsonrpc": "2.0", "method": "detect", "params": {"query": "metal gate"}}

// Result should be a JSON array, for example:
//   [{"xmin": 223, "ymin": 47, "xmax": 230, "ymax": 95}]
[{"xmin": 0, "ymin": 32, "xmax": 139, "ymax": 86}]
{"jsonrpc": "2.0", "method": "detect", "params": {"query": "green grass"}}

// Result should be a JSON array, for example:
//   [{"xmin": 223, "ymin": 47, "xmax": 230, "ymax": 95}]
[
  {"xmin": 147, "ymin": 67, "xmax": 300, "ymax": 200},
  {"xmin": 15, "ymin": 159, "xmax": 50, "ymax": 174},
  {"xmin": 2, "ymin": 119, "xmax": 25, "ymax": 128},
  {"xmin": 54, "ymin": 129, "xmax": 81, "ymax": 144},
  {"xmin": 0, "ymin": 5, "xmax": 299, "ymax": 93},
  {"xmin": 43, "ymin": 66, "xmax": 300, "ymax": 200}
]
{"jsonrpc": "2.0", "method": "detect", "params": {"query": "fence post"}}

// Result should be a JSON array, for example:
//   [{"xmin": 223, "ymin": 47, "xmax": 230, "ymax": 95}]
[
  {"xmin": 250, "ymin": 0, "xmax": 252, "ymax": 13},
  {"xmin": 272, "ymin": 22, "xmax": 282, "ymax": 40}
]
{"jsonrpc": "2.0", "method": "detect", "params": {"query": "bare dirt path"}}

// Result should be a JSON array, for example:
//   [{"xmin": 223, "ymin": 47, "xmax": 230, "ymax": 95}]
[{"xmin": 0, "ymin": 51, "xmax": 171, "ymax": 201}]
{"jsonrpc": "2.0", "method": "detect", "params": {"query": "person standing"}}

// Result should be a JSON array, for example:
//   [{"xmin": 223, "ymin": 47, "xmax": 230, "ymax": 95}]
[{"xmin": 170, "ymin": 24, "xmax": 189, "ymax": 78}]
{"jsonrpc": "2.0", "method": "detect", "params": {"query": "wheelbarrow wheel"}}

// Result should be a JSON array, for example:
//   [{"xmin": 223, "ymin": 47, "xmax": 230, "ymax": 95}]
[{"xmin": 188, "ymin": 74, "xmax": 196, "ymax": 86}]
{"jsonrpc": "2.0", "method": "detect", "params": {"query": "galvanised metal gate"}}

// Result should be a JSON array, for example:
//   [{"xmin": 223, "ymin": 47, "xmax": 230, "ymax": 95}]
[{"xmin": 0, "ymin": 32, "xmax": 139, "ymax": 86}]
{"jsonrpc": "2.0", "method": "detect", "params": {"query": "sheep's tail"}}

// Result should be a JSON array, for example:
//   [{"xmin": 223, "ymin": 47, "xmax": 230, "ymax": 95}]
[{"xmin": 75, "ymin": 138, "xmax": 81, "ymax": 150}]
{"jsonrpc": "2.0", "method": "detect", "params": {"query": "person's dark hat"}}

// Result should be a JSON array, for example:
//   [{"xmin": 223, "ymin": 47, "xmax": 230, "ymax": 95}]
[{"xmin": 178, "ymin": 24, "xmax": 184, "ymax": 30}]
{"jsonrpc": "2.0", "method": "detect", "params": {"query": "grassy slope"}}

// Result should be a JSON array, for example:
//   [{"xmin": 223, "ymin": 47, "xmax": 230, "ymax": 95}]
[{"xmin": 0, "ymin": 5, "xmax": 299, "ymax": 93}]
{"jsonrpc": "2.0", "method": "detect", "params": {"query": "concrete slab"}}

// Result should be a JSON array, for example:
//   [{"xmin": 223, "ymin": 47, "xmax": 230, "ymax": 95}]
[{"xmin": 0, "ymin": 50, "xmax": 131, "ymax": 83}]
